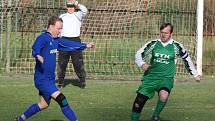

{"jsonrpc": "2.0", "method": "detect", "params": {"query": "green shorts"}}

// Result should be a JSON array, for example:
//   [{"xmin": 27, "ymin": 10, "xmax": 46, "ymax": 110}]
[{"xmin": 137, "ymin": 78, "xmax": 174, "ymax": 99}]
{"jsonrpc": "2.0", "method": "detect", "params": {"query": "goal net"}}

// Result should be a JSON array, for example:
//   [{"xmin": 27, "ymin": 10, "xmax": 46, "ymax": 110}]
[{"xmin": 0, "ymin": 0, "xmax": 202, "ymax": 80}]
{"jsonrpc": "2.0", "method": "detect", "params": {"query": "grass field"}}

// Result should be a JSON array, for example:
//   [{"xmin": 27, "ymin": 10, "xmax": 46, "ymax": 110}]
[{"xmin": 0, "ymin": 75, "xmax": 215, "ymax": 121}]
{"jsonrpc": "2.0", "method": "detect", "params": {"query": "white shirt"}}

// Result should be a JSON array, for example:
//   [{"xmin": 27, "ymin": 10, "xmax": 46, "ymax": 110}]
[{"xmin": 60, "ymin": 4, "xmax": 88, "ymax": 37}]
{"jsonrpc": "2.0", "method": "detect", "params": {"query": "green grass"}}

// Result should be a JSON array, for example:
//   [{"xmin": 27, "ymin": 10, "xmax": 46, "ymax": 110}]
[{"xmin": 0, "ymin": 75, "xmax": 215, "ymax": 121}]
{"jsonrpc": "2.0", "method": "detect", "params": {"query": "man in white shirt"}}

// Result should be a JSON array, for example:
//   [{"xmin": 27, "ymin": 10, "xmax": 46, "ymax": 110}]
[{"xmin": 57, "ymin": 0, "xmax": 88, "ymax": 89}]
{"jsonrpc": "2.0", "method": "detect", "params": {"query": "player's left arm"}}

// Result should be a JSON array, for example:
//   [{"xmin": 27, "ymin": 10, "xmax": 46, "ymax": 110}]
[
  {"xmin": 177, "ymin": 43, "xmax": 201, "ymax": 81},
  {"xmin": 75, "ymin": 1, "xmax": 88, "ymax": 19},
  {"xmin": 57, "ymin": 38, "xmax": 95, "ymax": 51}
]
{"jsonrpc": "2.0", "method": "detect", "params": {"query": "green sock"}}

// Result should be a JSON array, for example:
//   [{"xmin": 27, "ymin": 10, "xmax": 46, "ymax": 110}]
[
  {"xmin": 153, "ymin": 100, "xmax": 166, "ymax": 117},
  {"xmin": 131, "ymin": 112, "xmax": 140, "ymax": 121}
]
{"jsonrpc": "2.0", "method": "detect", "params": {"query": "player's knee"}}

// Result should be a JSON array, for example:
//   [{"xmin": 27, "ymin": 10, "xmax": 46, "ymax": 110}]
[
  {"xmin": 54, "ymin": 93, "xmax": 69, "ymax": 108},
  {"xmin": 38, "ymin": 102, "xmax": 49, "ymax": 110},
  {"xmin": 159, "ymin": 95, "xmax": 169, "ymax": 102},
  {"xmin": 132, "ymin": 93, "xmax": 149, "ymax": 113},
  {"xmin": 159, "ymin": 88, "xmax": 170, "ymax": 102}
]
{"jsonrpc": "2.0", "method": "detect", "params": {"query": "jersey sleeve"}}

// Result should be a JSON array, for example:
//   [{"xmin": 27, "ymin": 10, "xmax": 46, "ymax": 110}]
[
  {"xmin": 135, "ymin": 40, "xmax": 157, "ymax": 67},
  {"xmin": 57, "ymin": 38, "xmax": 87, "ymax": 52},
  {"xmin": 75, "ymin": 4, "xmax": 88, "ymax": 20},
  {"xmin": 32, "ymin": 35, "xmax": 46, "ymax": 58},
  {"xmin": 175, "ymin": 42, "xmax": 199, "ymax": 77}
]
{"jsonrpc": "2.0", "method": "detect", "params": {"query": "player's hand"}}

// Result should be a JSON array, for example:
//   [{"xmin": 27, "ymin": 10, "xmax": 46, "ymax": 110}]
[
  {"xmin": 71, "ymin": 0, "xmax": 79, "ymax": 6},
  {"xmin": 141, "ymin": 63, "xmax": 150, "ymax": 70},
  {"xmin": 36, "ymin": 55, "xmax": 44, "ymax": 63},
  {"xmin": 194, "ymin": 75, "xmax": 201, "ymax": 83},
  {"xmin": 86, "ymin": 42, "xmax": 95, "ymax": 48},
  {"xmin": 74, "ymin": 1, "xmax": 79, "ymax": 6}
]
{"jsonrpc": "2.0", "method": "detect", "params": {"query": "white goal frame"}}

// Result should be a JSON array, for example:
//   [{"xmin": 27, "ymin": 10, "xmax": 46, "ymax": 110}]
[{"xmin": 196, "ymin": 0, "xmax": 204, "ymax": 75}]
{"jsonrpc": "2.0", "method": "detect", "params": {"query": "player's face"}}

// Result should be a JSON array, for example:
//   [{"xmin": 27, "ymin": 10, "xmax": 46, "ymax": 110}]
[
  {"xmin": 160, "ymin": 26, "xmax": 172, "ymax": 43},
  {"xmin": 52, "ymin": 21, "xmax": 63, "ymax": 38},
  {"xmin": 67, "ymin": 7, "xmax": 75, "ymax": 14}
]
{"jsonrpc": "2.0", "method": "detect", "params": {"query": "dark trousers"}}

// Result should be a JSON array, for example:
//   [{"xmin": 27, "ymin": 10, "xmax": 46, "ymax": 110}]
[{"xmin": 57, "ymin": 37, "xmax": 86, "ymax": 84}]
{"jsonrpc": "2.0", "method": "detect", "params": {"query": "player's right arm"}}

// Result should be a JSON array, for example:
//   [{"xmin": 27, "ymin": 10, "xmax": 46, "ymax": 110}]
[
  {"xmin": 32, "ymin": 35, "xmax": 46, "ymax": 63},
  {"xmin": 135, "ymin": 40, "xmax": 157, "ymax": 70},
  {"xmin": 36, "ymin": 55, "xmax": 44, "ymax": 63}
]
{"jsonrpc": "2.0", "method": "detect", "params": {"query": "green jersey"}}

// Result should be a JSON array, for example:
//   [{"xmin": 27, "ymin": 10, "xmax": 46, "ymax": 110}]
[{"xmin": 135, "ymin": 39, "xmax": 198, "ymax": 80}]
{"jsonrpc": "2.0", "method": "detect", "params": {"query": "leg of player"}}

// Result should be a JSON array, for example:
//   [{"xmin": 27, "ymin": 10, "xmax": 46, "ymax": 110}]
[
  {"xmin": 52, "ymin": 91, "xmax": 77, "ymax": 121},
  {"xmin": 71, "ymin": 51, "xmax": 86, "ymax": 89},
  {"xmin": 131, "ymin": 93, "xmax": 149, "ymax": 121},
  {"xmin": 152, "ymin": 88, "xmax": 170, "ymax": 121},
  {"xmin": 57, "ymin": 51, "xmax": 70, "ymax": 88},
  {"xmin": 14, "ymin": 96, "xmax": 49, "ymax": 121}
]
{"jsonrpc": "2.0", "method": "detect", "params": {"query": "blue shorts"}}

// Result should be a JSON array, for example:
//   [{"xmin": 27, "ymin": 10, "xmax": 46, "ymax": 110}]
[{"xmin": 35, "ymin": 80, "xmax": 58, "ymax": 103}]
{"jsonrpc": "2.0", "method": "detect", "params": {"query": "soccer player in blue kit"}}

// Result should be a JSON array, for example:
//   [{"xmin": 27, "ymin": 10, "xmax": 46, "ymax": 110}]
[{"xmin": 14, "ymin": 16, "xmax": 94, "ymax": 121}]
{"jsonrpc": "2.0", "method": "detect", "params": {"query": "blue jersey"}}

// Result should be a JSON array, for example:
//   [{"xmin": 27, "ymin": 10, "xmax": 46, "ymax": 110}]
[{"xmin": 32, "ymin": 31, "xmax": 87, "ymax": 85}]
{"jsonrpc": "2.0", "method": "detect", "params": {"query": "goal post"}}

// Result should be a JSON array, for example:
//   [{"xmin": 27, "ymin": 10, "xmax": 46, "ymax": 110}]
[{"xmin": 196, "ymin": 0, "xmax": 204, "ymax": 76}]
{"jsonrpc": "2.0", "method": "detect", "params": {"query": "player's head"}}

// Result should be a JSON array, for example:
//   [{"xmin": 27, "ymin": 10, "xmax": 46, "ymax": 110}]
[
  {"xmin": 66, "ymin": 1, "xmax": 76, "ymax": 13},
  {"xmin": 159, "ymin": 22, "xmax": 173, "ymax": 43},
  {"xmin": 47, "ymin": 16, "xmax": 63, "ymax": 38}
]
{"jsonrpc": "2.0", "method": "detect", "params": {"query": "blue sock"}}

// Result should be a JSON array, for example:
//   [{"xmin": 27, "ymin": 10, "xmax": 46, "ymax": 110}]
[
  {"xmin": 23, "ymin": 103, "xmax": 41, "ymax": 119},
  {"xmin": 61, "ymin": 105, "xmax": 77, "ymax": 121},
  {"xmin": 17, "ymin": 116, "xmax": 24, "ymax": 121}
]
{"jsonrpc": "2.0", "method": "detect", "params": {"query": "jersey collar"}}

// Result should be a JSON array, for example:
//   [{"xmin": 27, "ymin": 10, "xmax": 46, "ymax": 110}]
[{"xmin": 158, "ymin": 38, "xmax": 173, "ymax": 46}]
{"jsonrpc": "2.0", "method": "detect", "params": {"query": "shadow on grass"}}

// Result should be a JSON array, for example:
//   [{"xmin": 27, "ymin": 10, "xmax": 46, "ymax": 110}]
[
  {"xmin": 140, "ymin": 119, "xmax": 173, "ymax": 121},
  {"xmin": 57, "ymin": 79, "xmax": 81, "ymax": 88},
  {"xmin": 50, "ymin": 120, "xmax": 63, "ymax": 121}
]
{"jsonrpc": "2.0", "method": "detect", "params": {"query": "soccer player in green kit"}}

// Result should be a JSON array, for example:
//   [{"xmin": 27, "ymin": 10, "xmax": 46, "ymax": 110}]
[{"xmin": 131, "ymin": 23, "xmax": 201, "ymax": 121}]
